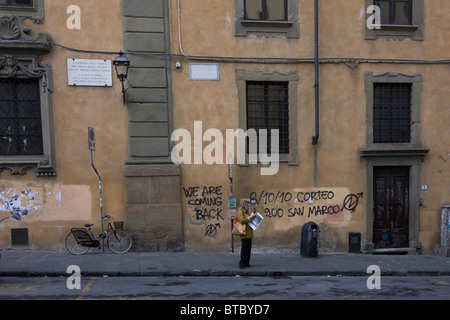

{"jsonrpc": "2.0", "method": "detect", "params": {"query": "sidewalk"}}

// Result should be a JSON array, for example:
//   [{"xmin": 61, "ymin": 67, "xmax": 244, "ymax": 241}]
[{"xmin": 1, "ymin": 249, "xmax": 449, "ymax": 277}]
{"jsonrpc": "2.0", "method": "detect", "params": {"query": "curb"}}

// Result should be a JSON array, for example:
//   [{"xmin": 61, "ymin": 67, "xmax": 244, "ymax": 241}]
[{"xmin": 1, "ymin": 269, "xmax": 449, "ymax": 278}]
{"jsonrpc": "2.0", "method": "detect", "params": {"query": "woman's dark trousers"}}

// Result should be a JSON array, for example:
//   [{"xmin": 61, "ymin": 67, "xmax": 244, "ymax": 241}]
[{"xmin": 240, "ymin": 238, "xmax": 252, "ymax": 268}]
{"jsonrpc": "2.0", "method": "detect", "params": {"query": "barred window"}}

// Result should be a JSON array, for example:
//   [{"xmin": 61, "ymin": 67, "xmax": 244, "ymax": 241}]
[
  {"xmin": 246, "ymin": 81, "xmax": 289, "ymax": 154},
  {"xmin": 0, "ymin": 0, "xmax": 33, "ymax": 7},
  {"xmin": 373, "ymin": 83, "xmax": 411, "ymax": 144},
  {"xmin": 0, "ymin": 78, "xmax": 43, "ymax": 156}
]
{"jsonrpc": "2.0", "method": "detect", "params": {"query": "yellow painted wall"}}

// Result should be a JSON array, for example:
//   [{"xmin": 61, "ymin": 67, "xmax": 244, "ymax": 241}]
[
  {"xmin": 170, "ymin": 0, "xmax": 450, "ymax": 253},
  {"xmin": 0, "ymin": 0, "xmax": 127, "ymax": 249},
  {"xmin": 0, "ymin": 0, "xmax": 447, "ymax": 253}
]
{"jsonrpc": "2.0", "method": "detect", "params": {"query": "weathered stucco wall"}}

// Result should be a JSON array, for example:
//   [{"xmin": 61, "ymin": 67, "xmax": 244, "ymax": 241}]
[
  {"xmin": 170, "ymin": 0, "xmax": 449, "ymax": 253},
  {"xmin": 0, "ymin": 0, "xmax": 127, "ymax": 250},
  {"xmin": 0, "ymin": 0, "xmax": 447, "ymax": 253}
]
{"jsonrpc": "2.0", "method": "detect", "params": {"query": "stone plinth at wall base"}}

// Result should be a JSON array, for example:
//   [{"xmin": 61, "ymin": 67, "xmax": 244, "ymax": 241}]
[
  {"xmin": 125, "ymin": 164, "xmax": 183, "ymax": 252},
  {"xmin": 126, "ymin": 203, "xmax": 183, "ymax": 252}
]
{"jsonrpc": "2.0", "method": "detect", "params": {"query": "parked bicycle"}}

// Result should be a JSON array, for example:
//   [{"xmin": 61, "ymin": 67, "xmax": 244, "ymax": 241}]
[{"xmin": 65, "ymin": 215, "xmax": 132, "ymax": 255}]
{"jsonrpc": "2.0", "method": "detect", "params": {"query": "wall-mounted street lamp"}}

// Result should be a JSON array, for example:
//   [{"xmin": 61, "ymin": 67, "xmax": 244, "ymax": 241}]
[{"xmin": 113, "ymin": 51, "xmax": 130, "ymax": 105}]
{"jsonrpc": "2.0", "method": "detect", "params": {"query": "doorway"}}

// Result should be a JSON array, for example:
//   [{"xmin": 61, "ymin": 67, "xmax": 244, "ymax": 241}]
[{"xmin": 373, "ymin": 166, "xmax": 410, "ymax": 248}]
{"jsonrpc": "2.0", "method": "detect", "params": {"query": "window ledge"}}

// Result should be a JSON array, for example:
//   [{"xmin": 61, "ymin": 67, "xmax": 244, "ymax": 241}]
[
  {"xmin": 379, "ymin": 24, "xmax": 419, "ymax": 31},
  {"xmin": 241, "ymin": 20, "xmax": 293, "ymax": 28},
  {"xmin": 365, "ymin": 23, "xmax": 423, "ymax": 41},
  {"xmin": 0, "ymin": 0, "xmax": 44, "ymax": 24},
  {"xmin": 359, "ymin": 148, "xmax": 429, "ymax": 158},
  {"xmin": 238, "ymin": 153, "xmax": 297, "ymax": 167},
  {"xmin": 0, "ymin": 156, "xmax": 56, "ymax": 176}
]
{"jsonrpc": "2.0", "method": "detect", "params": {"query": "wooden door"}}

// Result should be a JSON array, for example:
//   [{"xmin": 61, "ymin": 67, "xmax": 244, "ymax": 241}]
[{"xmin": 373, "ymin": 167, "xmax": 410, "ymax": 248}]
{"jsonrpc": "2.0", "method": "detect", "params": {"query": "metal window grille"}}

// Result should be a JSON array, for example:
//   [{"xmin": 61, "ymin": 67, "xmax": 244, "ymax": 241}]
[
  {"xmin": 0, "ymin": 0, "xmax": 33, "ymax": 7},
  {"xmin": 374, "ymin": 0, "xmax": 413, "ymax": 25},
  {"xmin": 246, "ymin": 81, "xmax": 289, "ymax": 154},
  {"xmin": 0, "ymin": 78, "xmax": 43, "ymax": 155},
  {"xmin": 244, "ymin": 0, "xmax": 288, "ymax": 21},
  {"xmin": 11, "ymin": 228, "xmax": 29, "ymax": 246},
  {"xmin": 373, "ymin": 83, "xmax": 412, "ymax": 144}
]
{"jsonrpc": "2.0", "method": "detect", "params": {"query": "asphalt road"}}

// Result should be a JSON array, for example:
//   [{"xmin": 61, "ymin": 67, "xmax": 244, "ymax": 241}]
[{"xmin": 0, "ymin": 275, "xmax": 449, "ymax": 300}]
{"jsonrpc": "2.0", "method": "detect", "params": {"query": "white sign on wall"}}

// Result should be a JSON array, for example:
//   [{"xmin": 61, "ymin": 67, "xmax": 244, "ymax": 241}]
[
  {"xmin": 67, "ymin": 59, "xmax": 112, "ymax": 87},
  {"xmin": 189, "ymin": 63, "xmax": 220, "ymax": 81}
]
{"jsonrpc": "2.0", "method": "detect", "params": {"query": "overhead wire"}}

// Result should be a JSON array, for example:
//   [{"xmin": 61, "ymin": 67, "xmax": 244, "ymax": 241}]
[
  {"xmin": 1, "ymin": 39, "xmax": 449, "ymax": 66},
  {"xmin": 1, "ymin": 0, "xmax": 449, "ymax": 66}
]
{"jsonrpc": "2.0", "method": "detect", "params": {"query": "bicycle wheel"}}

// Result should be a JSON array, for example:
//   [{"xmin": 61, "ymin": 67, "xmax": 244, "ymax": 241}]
[
  {"xmin": 107, "ymin": 230, "xmax": 132, "ymax": 253},
  {"xmin": 65, "ymin": 230, "xmax": 91, "ymax": 255}
]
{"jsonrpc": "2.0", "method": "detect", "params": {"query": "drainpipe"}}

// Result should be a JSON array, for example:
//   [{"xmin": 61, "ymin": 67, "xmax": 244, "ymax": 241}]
[{"xmin": 312, "ymin": 0, "xmax": 320, "ymax": 145}]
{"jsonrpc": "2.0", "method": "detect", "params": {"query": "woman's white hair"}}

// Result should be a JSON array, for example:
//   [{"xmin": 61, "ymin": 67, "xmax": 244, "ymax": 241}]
[{"xmin": 239, "ymin": 200, "xmax": 250, "ymax": 211}]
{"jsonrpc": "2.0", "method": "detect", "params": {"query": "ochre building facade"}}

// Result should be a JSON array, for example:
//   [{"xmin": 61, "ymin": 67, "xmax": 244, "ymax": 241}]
[{"xmin": 0, "ymin": 0, "xmax": 448, "ymax": 254}]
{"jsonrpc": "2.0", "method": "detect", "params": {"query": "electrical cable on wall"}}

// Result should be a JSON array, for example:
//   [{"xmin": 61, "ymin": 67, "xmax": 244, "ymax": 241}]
[{"xmin": 1, "ymin": 39, "xmax": 449, "ymax": 66}]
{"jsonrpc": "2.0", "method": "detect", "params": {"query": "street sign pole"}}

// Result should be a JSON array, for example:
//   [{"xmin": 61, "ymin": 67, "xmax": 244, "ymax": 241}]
[
  {"xmin": 89, "ymin": 127, "xmax": 105, "ymax": 252},
  {"xmin": 228, "ymin": 156, "xmax": 236, "ymax": 252}
]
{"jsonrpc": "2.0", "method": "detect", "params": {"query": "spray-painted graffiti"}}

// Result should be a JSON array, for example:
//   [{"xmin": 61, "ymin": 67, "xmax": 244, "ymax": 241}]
[
  {"xmin": 205, "ymin": 223, "xmax": 221, "ymax": 237},
  {"xmin": 183, "ymin": 186, "xmax": 363, "ymax": 237},
  {"xmin": 183, "ymin": 185, "xmax": 225, "ymax": 237},
  {"xmin": 249, "ymin": 189, "xmax": 363, "ymax": 220},
  {"xmin": 0, "ymin": 188, "xmax": 42, "ymax": 221}
]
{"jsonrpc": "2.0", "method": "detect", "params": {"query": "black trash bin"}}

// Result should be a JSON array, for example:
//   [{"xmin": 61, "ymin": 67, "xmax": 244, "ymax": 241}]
[{"xmin": 300, "ymin": 222, "xmax": 319, "ymax": 257}]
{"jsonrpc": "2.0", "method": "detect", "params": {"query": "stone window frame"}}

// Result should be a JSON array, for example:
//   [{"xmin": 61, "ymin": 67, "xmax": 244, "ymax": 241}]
[
  {"xmin": 0, "ymin": 15, "xmax": 55, "ymax": 176},
  {"xmin": 365, "ymin": 0, "xmax": 423, "ymax": 41},
  {"xmin": 234, "ymin": 0, "xmax": 299, "ymax": 38},
  {"xmin": 363, "ymin": 72, "xmax": 422, "ymax": 151},
  {"xmin": 360, "ymin": 72, "xmax": 429, "ymax": 251},
  {"xmin": 236, "ymin": 69, "xmax": 299, "ymax": 166},
  {"xmin": 0, "ymin": 54, "xmax": 55, "ymax": 176},
  {"xmin": 0, "ymin": 0, "xmax": 44, "ymax": 23}
]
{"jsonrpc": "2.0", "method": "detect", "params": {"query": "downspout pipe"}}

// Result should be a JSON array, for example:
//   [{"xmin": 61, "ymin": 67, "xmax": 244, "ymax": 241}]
[{"xmin": 312, "ymin": 0, "xmax": 320, "ymax": 145}]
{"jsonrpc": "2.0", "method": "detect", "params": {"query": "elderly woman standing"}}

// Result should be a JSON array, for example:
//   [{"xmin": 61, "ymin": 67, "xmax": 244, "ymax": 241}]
[{"xmin": 237, "ymin": 200, "xmax": 256, "ymax": 269}]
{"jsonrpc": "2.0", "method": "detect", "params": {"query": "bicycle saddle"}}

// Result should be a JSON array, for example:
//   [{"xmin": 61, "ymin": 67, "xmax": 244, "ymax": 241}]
[{"xmin": 84, "ymin": 224, "xmax": 94, "ymax": 228}]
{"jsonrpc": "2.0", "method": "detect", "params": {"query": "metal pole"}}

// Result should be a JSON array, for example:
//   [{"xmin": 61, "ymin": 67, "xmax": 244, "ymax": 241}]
[
  {"xmin": 228, "ymin": 156, "xmax": 233, "ymax": 196},
  {"xmin": 90, "ymin": 149, "xmax": 105, "ymax": 252},
  {"xmin": 312, "ymin": 0, "xmax": 320, "ymax": 145},
  {"xmin": 229, "ymin": 156, "xmax": 234, "ymax": 253}
]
